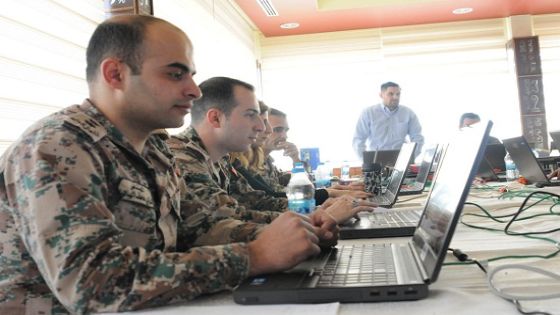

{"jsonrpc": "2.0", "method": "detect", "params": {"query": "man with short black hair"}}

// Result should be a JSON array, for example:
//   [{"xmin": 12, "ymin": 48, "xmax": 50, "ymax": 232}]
[
  {"xmin": 353, "ymin": 81, "xmax": 424, "ymax": 158},
  {"xmin": 459, "ymin": 112, "xmax": 481, "ymax": 128},
  {"xmin": 0, "ymin": 16, "xmax": 331, "ymax": 314}
]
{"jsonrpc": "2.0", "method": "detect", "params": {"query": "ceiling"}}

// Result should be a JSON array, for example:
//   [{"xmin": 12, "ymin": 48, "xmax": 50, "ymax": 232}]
[{"xmin": 233, "ymin": 0, "xmax": 560, "ymax": 37}]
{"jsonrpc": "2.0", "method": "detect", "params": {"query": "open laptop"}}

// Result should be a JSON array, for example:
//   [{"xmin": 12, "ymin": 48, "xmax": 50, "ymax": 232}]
[
  {"xmin": 550, "ymin": 130, "xmax": 560, "ymax": 150},
  {"xmin": 363, "ymin": 149, "xmax": 401, "ymax": 168},
  {"xmin": 234, "ymin": 121, "xmax": 492, "ymax": 305},
  {"xmin": 476, "ymin": 143, "xmax": 507, "ymax": 182},
  {"xmin": 502, "ymin": 136, "xmax": 560, "ymax": 187},
  {"xmin": 399, "ymin": 144, "xmax": 440, "ymax": 196},
  {"xmin": 483, "ymin": 143, "xmax": 507, "ymax": 172},
  {"xmin": 368, "ymin": 142, "xmax": 416, "ymax": 207},
  {"xmin": 476, "ymin": 157, "xmax": 501, "ymax": 182}
]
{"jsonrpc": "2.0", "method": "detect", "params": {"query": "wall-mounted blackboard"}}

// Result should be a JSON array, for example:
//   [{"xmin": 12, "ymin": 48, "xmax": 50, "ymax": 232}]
[
  {"xmin": 513, "ymin": 36, "xmax": 542, "ymax": 76},
  {"xmin": 522, "ymin": 115, "xmax": 548, "ymax": 150},
  {"xmin": 518, "ymin": 76, "xmax": 545, "ymax": 115},
  {"xmin": 507, "ymin": 36, "xmax": 548, "ymax": 150}
]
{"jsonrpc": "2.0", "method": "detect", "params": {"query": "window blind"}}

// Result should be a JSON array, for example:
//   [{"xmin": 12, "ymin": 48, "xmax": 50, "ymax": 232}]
[
  {"xmin": 0, "ymin": 0, "xmax": 103, "ymax": 154},
  {"xmin": 0, "ymin": 0, "xmax": 259, "ymax": 153}
]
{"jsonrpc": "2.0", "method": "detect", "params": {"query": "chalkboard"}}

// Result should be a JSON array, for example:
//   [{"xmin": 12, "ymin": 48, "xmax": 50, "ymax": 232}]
[
  {"xmin": 518, "ymin": 75, "xmax": 545, "ymax": 115},
  {"xmin": 522, "ymin": 115, "xmax": 548, "ymax": 150},
  {"xmin": 513, "ymin": 37, "xmax": 542, "ymax": 76}
]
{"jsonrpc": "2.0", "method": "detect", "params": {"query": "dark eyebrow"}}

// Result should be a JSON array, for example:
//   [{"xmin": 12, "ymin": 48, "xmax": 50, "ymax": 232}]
[{"xmin": 166, "ymin": 62, "xmax": 196, "ymax": 75}]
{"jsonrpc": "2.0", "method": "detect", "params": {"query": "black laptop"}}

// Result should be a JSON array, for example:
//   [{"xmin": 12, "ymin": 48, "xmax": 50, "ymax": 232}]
[
  {"xmin": 550, "ymin": 130, "xmax": 560, "ymax": 150},
  {"xmin": 399, "ymin": 144, "xmax": 440, "ymax": 196},
  {"xmin": 368, "ymin": 142, "xmax": 416, "ymax": 207},
  {"xmin": 483, "ymin": 143, "xmax": 507, "ymax": 172},
  {"xmin": 233, "ymin": 121, "xmax": 492, "ymax": 305},
  {"xmin": 502, "ymin": 136, "xmax": 560, "ymax": 187},
  {"xmin": 363, "ymin": 149, "xmax": 401, "ymax": 168}
]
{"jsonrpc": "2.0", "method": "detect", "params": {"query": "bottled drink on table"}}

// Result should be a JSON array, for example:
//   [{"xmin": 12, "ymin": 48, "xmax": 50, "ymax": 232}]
[
  {"xmin": 287, "ymin": 162, "xmax": 316, "ymax": 214},
  {"xmin": 341, "ymin": 161, "xmax": 350, "ymax": 180},
  {"xmin": 504, "ymin": 152, "xmax": 519, "ymax": 182},
  {"xmin": 314, "ymin": 162, "xmax": 331, "ymax": 188}
]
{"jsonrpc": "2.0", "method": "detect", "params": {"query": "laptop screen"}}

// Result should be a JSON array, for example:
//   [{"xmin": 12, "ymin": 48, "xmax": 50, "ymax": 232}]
[
  {"xmin": 484, "ymin": 143, "xmax": 507, "ymax": 172},
  {"xmin": 502, "ymin": 136, "xmax": 547, "ymax": 183},
  {"xmin": 385, "ymin": 143, "xmax": 416, "ymax": 195},
  {"xmin": 549, "ymin": 131, "xmax": 560, "ymax": 150},
  {"xmin": 362, "ymin": 149, "xmax": 401, "ymax": 169},
  {"xmin": 411, "ymin": 121, "xmax": 492, "ymax": 283},
  {"xmin": 414, "ymin": 145, "xmax": 438, "ymax": 183}
]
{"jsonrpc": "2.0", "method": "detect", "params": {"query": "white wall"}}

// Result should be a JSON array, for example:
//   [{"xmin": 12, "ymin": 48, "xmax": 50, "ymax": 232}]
[{"xmin": 259, "ymin": 17, "xmax": 560, "ymax": 170}]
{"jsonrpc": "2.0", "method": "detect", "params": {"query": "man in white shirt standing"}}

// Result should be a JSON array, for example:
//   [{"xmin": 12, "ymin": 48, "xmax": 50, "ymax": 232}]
[{"xmin": 353, "ymin": 81, "xmax": 424, "ymax": 158}]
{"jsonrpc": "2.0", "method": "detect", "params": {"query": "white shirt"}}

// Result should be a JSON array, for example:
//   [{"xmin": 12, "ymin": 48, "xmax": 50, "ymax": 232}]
[{"xmin": 353, "ymin": 103, "xmax": 424, "ymax": 158}]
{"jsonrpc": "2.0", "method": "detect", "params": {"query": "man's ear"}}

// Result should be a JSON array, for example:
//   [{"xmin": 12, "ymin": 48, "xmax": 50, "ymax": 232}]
[
  {"xmin": 100, "ymin": 58, "xmax": 126, "ymax": 89},
  {"xmin": 207, "ymin": 108, "xmax": 223, "ymax": 128}
]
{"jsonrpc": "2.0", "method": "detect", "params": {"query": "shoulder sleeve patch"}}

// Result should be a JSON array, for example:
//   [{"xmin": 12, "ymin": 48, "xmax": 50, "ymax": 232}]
[{"xmin": 63, "ymin": 112, "xmax": 107, "ymax": 142}]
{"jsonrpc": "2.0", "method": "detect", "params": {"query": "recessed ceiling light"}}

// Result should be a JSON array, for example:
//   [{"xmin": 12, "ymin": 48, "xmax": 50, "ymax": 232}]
[
  {"xmin": 452, "ymin": 7, "xmax": 473, "ymax": 14},
  {"xmin": 280, "ymin": 22, "xmax": 300, "ymax": 29}
]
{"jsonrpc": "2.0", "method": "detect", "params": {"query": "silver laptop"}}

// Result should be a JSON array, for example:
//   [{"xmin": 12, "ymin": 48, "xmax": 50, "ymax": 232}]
[
  {"xmin": 550, "ymin": 130, "xmax": 560, "ymax": 149},
  {"xmin": 399, "ymin": 144, "xmax": 440, "ymax": 196},
  {"xmin": 368, "ymin": 142, "xmax": 416, "ymax": 207},
  {"xmin": 363, "ymin": 149, "xmax": 401, "ymax": 168},
  {"xmin": 233, "ymin": 121, "xmax": 492, "ymax": 305},
  {"xmin": 502, "ymin": 136, "xmax": 560, "ymax": 187}
]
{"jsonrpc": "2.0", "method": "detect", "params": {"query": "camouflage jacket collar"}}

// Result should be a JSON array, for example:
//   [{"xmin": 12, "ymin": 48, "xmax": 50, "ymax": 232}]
[
  {"xmin": 74, "ymin": 99, "xmax": 174, "ymax": 170},
  {"xmin": 173, "ymin": 126, "xmax": 230, "ymax": 187}
]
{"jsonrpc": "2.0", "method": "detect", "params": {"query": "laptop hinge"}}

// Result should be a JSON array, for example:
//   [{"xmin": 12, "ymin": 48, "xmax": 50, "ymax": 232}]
[{"xmin": 408, "ymin": 241, "xmax": 429, "ymax": 282}]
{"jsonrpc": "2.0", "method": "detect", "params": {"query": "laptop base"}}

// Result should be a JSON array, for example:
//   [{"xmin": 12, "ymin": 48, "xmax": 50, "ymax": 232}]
[
  {"xmin": 234, "ymin": 279, "xmax": 428, "ymax": 304},
  {"xmin": 340, "ymin": 224, "xmax": 416, "ymax": 239},
  {"xmin": 535, "ymin": 181, "xmax": 560, "ymax": 188}
]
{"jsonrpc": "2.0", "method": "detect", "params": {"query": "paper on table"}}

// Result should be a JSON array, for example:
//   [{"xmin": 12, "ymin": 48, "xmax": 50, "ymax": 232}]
[{"xmin": 103, "ymin": 302, "xmax": 340, "ymax": 315}]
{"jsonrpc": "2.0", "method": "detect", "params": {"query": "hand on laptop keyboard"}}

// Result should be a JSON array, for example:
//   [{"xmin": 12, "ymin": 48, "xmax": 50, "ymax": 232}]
[{"xmin": 320, "ymin": 195, "xmax": 377, "ymax": 224}]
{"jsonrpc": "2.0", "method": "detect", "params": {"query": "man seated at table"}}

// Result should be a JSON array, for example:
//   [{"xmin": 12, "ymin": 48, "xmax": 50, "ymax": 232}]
[
  {"xmin": 459, "ymin": 112, "xmax": 501, "ymax": 144},
  {"xmin": 0, "ymin": 16, "xmax": 338, "ymax": 314},
  {"xmin": 228, "ymin": 102, "xmax": 371, "ymax": 209},
  {"xmin": 167, "ymin": 77, "xmax": 375, "ymax": 224}
]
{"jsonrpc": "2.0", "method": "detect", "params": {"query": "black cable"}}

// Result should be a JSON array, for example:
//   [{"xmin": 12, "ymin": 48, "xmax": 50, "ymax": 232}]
[{"xmin": 504, "ymin": 191, "xmax": 560, "ymax": 236}]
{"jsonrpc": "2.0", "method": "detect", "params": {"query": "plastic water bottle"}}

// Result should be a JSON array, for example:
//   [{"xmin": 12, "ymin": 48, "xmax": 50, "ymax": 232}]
[
  {"xmin": 341, "ymin": 161, "xmax": 350, "ymax": 180},
  {"xmin": 287, "ymin": 162, "xmax": 316, "ymax": 214},
  {"xmin": 314, "ymin": 162, "xmax": 331, "ymax": 188},
  {"xmin": 504, "ymin": 152, "xmax": 518, "ymax": 182}
]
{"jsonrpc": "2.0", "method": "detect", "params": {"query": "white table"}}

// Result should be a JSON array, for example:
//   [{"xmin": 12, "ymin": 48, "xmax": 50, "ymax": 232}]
[{"xmin": 113, "ymin": 186, "xmax": 560, "ymax": 315}]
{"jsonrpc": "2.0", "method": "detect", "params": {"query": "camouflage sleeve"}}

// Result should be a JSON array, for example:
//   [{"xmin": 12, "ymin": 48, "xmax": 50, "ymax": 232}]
[
  {"xmin": 229, "ymin": 169, "xmax": 288, "ymax": 212},
  {"xmin": 173, "ymin": 151, "xmax": 280, "ymax": 225},
  {"xmin": 4, "ymin": 134, "xmax": 250, "ymax": 313},
  {"xmin": 261, "ymin": 158, "xmax": 290, "ymax": 191},
  {"xmin": 177, "ymin": 181, "xmax": 266, "ymax": 248}
]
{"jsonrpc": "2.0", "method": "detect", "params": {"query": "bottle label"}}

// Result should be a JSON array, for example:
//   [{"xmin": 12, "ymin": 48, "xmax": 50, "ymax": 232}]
[{"xmin": 288, "ymin": 199, "xmax": 316, "ymax": 214}]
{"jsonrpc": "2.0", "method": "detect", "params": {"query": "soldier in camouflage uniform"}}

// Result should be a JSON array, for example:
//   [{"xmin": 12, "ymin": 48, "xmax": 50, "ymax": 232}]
[
  {"xmin": 261, "ymin": 108, "xmax": 300, "ymax": 190},
  {"xmin": 0, "ymin": 15, "xmax": 330, "ymax": 314},
  {"xmin": 229, "ymin": 105, "xmax": 371, "ymax": 207},
  {"xmin": 228, "ymin": 101, "xmax": 289, "ymax": 206},
  {"xmin": 167, "ymin": 77, "xmax": 288, "ymax": 217}
]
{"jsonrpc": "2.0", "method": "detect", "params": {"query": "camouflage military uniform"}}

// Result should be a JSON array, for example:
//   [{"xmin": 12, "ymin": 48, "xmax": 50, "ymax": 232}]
[
  {"xmin": 167, "ymin": 127, "xmax": 282, "ymax": 225},
  {"xmin": 228, "ymin": 159, "xmax": 288, "ymax": 212},
  {"xmin": 261, "ymin": 155, "xmax": 290, "ymax": 191},
  {"xmin": 0, "ymin": 100, "xmax": 257, "ymax": 314}
]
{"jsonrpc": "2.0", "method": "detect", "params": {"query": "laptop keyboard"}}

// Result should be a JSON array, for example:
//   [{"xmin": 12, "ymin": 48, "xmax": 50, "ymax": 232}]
[
  {"xmin": 400, "ymin": 182, "xmax": 421, "ymax": 192},
  {"xmin": 317, "ymin": 244, "xmax": 398, "ymax": 287},
  {"xmin": 369, "ymin": 194, "xmax": 391, "ymax": 205},
  {"xmin": 367, "ymin": 210, "xmax": 420, "ymax": 227}
]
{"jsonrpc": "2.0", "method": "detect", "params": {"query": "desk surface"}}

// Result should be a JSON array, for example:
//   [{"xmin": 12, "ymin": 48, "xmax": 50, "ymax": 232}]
[{"xmin": 112, "ymin": 186, "xmax": 560, "ymax": 315}]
